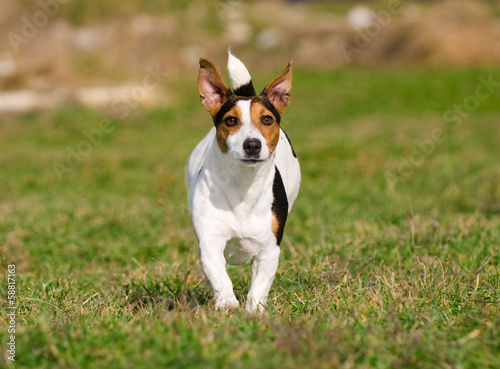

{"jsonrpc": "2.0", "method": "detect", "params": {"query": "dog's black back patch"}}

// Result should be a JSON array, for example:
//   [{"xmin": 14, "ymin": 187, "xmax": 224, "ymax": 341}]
[{"xmin": 272, "ymin": 166, "xmax": 288, "ymax": 246}]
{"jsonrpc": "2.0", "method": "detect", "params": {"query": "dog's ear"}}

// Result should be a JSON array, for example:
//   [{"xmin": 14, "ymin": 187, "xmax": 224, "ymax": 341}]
[
  {"xmin": 198, "ymin": 58, "xmax": 232, "ymax": 116},
  {"xmin": 262, "ymin": 61, "xmax": 293, "ymax": 115}
]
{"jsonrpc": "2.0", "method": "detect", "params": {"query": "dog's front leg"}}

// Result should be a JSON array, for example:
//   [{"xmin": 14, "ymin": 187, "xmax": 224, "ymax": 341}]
[
  {"xmin": 199, "ymin": 239, "xmax": 239, "ymax": 310},
  {"xmin": 246, "ymin": 245, "xmax": 281, "ymax": 312}
]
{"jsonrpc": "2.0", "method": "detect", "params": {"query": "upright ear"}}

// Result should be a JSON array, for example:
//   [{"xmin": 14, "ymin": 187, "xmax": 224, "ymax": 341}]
[
  {"xmin": 262, "ymin": 61, "xmax": 293, "ymax": 115},
  {"xmin": 198, "ymin": 58, "xmax": 232, "ymax": 116}
]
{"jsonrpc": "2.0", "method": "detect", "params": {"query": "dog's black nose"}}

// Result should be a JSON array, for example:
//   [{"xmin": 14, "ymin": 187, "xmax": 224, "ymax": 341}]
[{"xmin": 243, "ymin": 138, "xmax": 262, "ymax": 157}]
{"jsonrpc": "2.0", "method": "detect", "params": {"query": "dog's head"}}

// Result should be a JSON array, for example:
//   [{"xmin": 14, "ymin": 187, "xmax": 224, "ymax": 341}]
[{"xmin": 198, "ymin": 51, "xmax": 292, "ymax": 166}]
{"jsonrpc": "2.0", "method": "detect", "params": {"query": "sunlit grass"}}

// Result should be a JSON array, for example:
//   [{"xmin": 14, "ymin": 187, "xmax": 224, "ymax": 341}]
[{"xmin": 1, "ymin": 67, "xmax": 499, "ymax": 368}]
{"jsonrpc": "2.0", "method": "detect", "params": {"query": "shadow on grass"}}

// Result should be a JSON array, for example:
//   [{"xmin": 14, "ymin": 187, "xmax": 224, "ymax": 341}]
[{"xmin": 124, "ymin": 278, "xmax": 212, "ymax": 311}]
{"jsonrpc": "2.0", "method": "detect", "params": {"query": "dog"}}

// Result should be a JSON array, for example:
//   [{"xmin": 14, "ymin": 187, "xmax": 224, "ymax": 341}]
[{"xmin": 186, "ymin": 51, "xmax": 300, "ymax": 312}]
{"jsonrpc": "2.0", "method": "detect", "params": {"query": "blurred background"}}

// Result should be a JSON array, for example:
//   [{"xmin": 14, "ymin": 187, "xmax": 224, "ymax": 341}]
[{"xmin": 1, "ymin": 0, "xmax": 500, "ymax": 113}]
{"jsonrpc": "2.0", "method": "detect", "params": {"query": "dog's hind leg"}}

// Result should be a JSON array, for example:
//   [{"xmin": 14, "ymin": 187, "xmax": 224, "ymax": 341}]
[{"xmin": 246, "ymin": 245, "xmax": 281, "ymax": 313}]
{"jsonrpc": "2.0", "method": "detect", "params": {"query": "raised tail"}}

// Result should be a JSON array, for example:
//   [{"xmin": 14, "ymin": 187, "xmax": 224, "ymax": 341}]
[{"xmin": 227, "ymin": 49, "xmax": 256, "ymax": 96}]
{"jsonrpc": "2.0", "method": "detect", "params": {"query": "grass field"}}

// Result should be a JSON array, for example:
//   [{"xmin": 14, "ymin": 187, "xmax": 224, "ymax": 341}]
[{"xmin": 1, "ymin": 67, "xmax": 500, "ymax": 368}]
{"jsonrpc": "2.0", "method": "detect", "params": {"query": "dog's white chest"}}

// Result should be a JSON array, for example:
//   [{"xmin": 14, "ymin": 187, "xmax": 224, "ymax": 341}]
[{"xmin": 196, "ymin": 172, "xmax": 276, "ymax": 265}]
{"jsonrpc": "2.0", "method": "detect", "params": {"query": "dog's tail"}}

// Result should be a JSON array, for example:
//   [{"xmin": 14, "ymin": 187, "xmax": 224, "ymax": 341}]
[{"xmin": 227, "ymin": 49, "xmax": 256, "ymax": 97}]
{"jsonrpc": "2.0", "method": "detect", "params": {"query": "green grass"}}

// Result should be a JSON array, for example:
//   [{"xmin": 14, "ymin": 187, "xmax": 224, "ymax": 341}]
[{"xmin": 1, "ymin": 67, "xmax": 500, "ymax": 368}]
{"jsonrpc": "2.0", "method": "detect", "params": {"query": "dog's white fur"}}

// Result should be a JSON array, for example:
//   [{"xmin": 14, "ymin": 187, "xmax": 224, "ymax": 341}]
[
  {"xmin": 227, "ymin": 51, "xmax": 252, "ymax": 91},
  {"xmin": 187, "ymin": 52, "xmax": 300, "ymax": 312}
]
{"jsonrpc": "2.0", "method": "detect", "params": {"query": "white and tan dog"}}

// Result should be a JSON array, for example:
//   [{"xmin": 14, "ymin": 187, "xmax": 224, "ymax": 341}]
[{"xmin": 187, "ymin": 51, "xmax": 300, "ymax": 312}]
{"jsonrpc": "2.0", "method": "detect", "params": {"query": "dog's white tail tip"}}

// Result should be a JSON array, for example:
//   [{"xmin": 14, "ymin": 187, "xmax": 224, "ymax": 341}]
[{"xmin": 227, "ymin": 49, "xmax": 252, "ymax": 91}]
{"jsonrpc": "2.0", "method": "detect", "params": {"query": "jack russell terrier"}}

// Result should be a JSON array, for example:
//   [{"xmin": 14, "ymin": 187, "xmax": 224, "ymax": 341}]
[{"xmin": 187, "ymin": 51, "xmax": 300, "ymax": 312}]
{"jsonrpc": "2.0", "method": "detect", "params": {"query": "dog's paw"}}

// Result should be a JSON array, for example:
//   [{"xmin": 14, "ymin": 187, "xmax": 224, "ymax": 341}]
[
  {"xmin": 245, "ymin": 296, "xmax": 266, "ymax": 313},
  {"xmin": 215, "ymin": 295, "xmax": 240, "ymax": 310}
]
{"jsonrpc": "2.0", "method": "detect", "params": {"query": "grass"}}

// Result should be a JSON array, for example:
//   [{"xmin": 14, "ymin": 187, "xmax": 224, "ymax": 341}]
[{"xmin": 1, "ymin": 66, "xmax": 500, "ymax": 368}]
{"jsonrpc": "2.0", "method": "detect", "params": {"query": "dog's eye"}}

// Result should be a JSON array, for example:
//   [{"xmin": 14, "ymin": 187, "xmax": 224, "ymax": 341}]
[
  {"xmin": 261, "ymin": 115, "xmax": 274, "ymax": 126},
  {"xmin": 224, "ymin": 116, "xmax": 238, "ymax": 127}
]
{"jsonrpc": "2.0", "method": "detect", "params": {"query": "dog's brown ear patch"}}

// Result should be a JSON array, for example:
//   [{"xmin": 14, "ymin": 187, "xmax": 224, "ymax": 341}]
[
  {"xmin": 262, "ymin": 61, "xmax": 293, "ymax": 115},
  {"xmin": 198, "ymin": 58, "xmax": 232, "ymax": 116}
]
